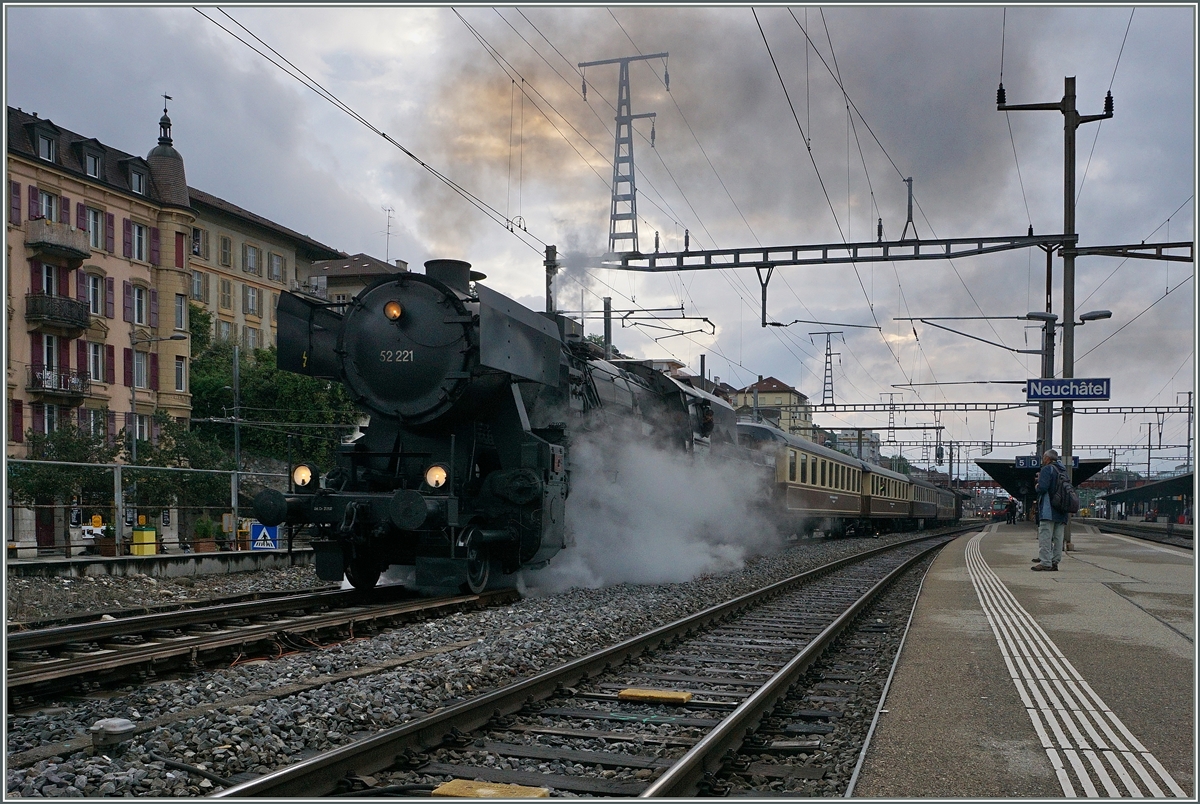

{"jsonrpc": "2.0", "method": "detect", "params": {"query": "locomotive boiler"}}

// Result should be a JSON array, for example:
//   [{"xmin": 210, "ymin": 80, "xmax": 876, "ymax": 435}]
[{"xmin": 254, "ymin": 259, "xmax": 734, "ymax": 592}]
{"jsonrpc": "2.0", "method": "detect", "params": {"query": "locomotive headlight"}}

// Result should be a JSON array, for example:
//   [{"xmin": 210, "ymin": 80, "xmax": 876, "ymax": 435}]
[
  {"xmin": 292, "ymin": 463, "xmax": 315, "ymax": 488},
  {"xmin": 384, "ymin": 300, "xmax": 403, "ymax": 321},
  {"xmin": 424, "ymin": 464, "xmax": 448, "ymax": 489}
]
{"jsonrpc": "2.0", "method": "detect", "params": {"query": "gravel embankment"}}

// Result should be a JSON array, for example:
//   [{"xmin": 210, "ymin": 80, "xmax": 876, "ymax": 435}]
[
  {"xmin": 6, "ymin": 533, "xmax": 934, "ymax": 798},
  {"xmin": 6, "ymin": 566, "xmax": 326, "ymax": 625}
]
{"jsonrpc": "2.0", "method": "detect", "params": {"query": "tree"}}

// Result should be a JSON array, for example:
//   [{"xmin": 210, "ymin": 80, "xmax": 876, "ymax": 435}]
[
  {"xmin": 189, "ymin": 302, "xmax": 212, "ymax": 354},
  {"xmin": 8, "ymin": 422, "xmax": 121, "ymax": 530}
]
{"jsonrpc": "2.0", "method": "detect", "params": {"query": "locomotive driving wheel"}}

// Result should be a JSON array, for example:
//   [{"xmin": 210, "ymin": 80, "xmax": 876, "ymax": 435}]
[
  {"xmin": 463, "ymin": 542, "xmax": 491, "ymax": 595},
  {"xmin": 345, "ymin": 556, "xmax": 381, "ymax": 591}
]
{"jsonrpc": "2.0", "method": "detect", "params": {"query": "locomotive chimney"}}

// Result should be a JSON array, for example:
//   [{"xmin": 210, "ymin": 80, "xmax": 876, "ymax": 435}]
[{"xmin": 424, "ymin": 259, "xmax": 472, "ymax": 293}]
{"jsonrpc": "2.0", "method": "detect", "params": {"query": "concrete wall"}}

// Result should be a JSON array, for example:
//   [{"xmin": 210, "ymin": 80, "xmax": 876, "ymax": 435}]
[{"xmin": 6, "ymin": 546, "xmax": 313, "ymax": 579}]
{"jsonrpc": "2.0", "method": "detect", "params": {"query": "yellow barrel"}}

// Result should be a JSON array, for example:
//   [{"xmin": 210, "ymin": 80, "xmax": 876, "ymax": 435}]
[{"xmin": 131, "ymin": 526, "xmax": 157, "ymax": 556}]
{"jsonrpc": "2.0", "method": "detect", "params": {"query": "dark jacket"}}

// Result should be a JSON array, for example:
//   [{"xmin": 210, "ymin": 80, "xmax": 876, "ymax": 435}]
[{"xmin": 1036, "ymin": 460, "xmax": 1069, "ymax": 524}]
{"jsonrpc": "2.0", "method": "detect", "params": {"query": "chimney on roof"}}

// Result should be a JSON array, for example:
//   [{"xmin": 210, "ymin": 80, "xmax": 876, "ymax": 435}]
[
  {"xmin": 758, "ymin": 375, "xmax": 763, "ymax": 382},
  {"xmin": 394, "ymin": 259, "xmax": 408, "ymax": 272}
]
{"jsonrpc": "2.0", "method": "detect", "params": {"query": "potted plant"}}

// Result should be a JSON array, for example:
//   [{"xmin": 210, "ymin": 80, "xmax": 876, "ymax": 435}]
[
  {"xmin": 192, "ymin": 516, "xmax": 218, "ymax": 553},
  {"xmin": 97, "ymin": 523, "xmax": 118, "ymax": 557}
]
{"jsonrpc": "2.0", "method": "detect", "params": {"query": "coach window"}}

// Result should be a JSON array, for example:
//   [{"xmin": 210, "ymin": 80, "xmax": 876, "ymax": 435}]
[
  {"xmin": 788, "ymin": 450, "xmax": 796, "ymax": 482},
  {"xmin": 819, "ymin": 460, "xmax": 826, "ymax": 487},
  {"xmin": 799, "ymin": 454, "xmax": 807, "ymax": 484}
]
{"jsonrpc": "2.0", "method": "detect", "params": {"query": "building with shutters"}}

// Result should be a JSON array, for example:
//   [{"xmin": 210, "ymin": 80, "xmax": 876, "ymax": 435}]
[
  {"xmin": 734, "ymin": 376, "xmax": 814, "ymax": 438},
  {"xmin": 186, "ymin": 188, "xmax": 341, "ymax": 350},
  {"xmin": 298, "ymin": 252, "xmax": 408, "ymax": 303},
  {"xmin": 7, "ymin": 105, "xmax": 196, "ymax": 462}
]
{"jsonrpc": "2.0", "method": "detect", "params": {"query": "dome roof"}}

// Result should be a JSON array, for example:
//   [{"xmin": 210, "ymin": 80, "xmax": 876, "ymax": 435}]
[{"xmin": 146, "ymin": 112, "xmax": 190, "ymax": 209}]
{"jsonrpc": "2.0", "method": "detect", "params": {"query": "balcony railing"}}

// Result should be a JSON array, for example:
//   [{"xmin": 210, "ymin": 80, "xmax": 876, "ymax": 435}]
[
  {"xmin": 25, "ymin": 218, "xmax": 91, "ymax": 260},
  {"xmin": 26, "ymin": 293, "xmax": 91, "ymax": 331},
  {"xmin": 27, "ymin": 365, "xmax": 90, "ymax": 397}
]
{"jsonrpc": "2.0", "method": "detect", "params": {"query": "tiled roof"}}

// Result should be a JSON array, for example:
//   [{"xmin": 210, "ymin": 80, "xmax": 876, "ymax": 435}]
[
  {"xmin": 188, "ymin": 187, "xmax": 343, "ymax": 261},
  {"xmin": 739, "ymin": 376, "xmax": 802, "ymax": 395},
  {"xmin": 311, "ymin": 252, "xmax": 405, "ymax": 277}
]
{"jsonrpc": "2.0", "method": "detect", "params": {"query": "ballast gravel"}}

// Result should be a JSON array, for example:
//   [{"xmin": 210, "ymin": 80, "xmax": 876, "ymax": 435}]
[{"xmin": 5, "ymin": 532, "xmax": 935, "ymax": 797}]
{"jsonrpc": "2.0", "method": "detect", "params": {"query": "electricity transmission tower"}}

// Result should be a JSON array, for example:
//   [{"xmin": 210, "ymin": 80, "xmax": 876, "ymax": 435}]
[{"xmin": 810, "ymin": 331, "xmax": 843, "ymax": 405}]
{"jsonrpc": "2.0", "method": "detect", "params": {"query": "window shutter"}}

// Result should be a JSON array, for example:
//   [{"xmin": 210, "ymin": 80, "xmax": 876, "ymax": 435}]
[
  {"xmin": 149, "ymin": 289, "xmax": 159, "ymax": 328},
  {"xmin": 28, "ymin": 184, "xmax": 39, "ymax": 221},
  {"xmin": 31, "ymin": 333, "xmax": 43, "ymax": 367},
  {"xmin": 242, "ymin": 243, "xmax": 248, "ymax": 272},
  {"xmin": 105, "ymin": 345, "xmax": 115, "ymax": 384},
  {"xmin": 105, "ymin": 277, "xmax": 115, "ymax": 318},
  {"xmin": 149, "ymin": 227, "xmax": 160, "ymax": 265},
  {"xmin": 31, "ymin": 260, "xmax": 42, "ymax": 294},
  {"xmin": 78, "ymin": 406, "xmax": 88, "ymax": 430},
  {"xmin": 123, "ymin": 348, "xmax": 133, "ymax": 387},
  {"xmin": 242, "ymin": 284, "xmax": 248, "ymax": 313},
  {"xmin": 31, "ymin": 403, "xmax": 44, "ymax": 435},
  {"xmin": 61, "ymin": 195, "xmax": 70, "ymax": 224},
  {"xmin": 76, "ymin": 202, "xmax": 86, "ymax": 231},
  {"xmin": 122, "ymin": 218, "xmax": 132, "ymax": 258},
  {"xmin": 122, "ymin": 281, "xmax": 133, "ymax": 322},
  {"xmin": 149, "ymin": 353, "xmax": 159, "ymax": 391},
  {"xmin": 11, "ymin": 399, "xmax": 23, "ymax": 443},
  {"xmin": 10, "ymin": 181, "xmax": 21, "ymax": 225},
  {"xmin": 203, "ymin": 272, "xmax": 210, "ymax": 303},
  {"xmin": 76, "ymin": 268, "xmax": 86, "ymax": 302},
  {"xmin": 124, "ymin": 411, "xmax": 133, "ymax": 437},
  {"xmin": 58, "ymin": 266, "xmax": 70, "ymax": 298},
  {"xmin": 59, "ymin": 337, "xmax": 70, "ymax": 373},
  {"xmin": 282, "ymin": 258, "xmax": 288, "ymax": 286},
  {"xmin": 107, "ymin": 411, "xmax": 117, "ymax": 446},
  {"xmin": 175, "ymin": 231, "xmax": 185, "ymax": 268},
  {"xmin": 105, "ymin": 212, "xmax": 115, "ymax": 253},
  {"xmin": 152, "ymin": 419, "xmax": 161, "ymax": 446},
  {"xmin": 77, "ymin": 340, "xmax": 87, "ymax": 375}
]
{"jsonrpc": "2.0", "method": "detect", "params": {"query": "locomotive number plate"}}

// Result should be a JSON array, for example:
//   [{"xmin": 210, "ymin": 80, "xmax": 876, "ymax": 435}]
[{"xmin": 379, "ymin": 350, "xmax": 415, "ymax": 362}]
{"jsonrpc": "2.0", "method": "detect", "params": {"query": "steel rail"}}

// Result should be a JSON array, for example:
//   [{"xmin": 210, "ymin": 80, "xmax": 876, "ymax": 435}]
[
  {"xmin": 8, "ymin": 590, "xmax": 516, "ymax": 691},
  {"xmin": 215, "ymin": 528, "xmax": 971, "ymax": 798},
  {"xmin": 640, "ymin": 538, "xmax": 948, "ymax": 797}
]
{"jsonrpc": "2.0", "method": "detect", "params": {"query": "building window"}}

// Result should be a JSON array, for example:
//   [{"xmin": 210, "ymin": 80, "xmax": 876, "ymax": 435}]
[
  {"xmin": 218, "ymin": 320, "xmax": 231, "ymax": 341},
  {"xmin": 87, "ymin": 274, "xmax": 104, "ymax": 315},
  {"xmin": 42, "ymin": 334, "xmax": 59, "ymax": 369},
  {"xmin": 39, "ymin": 136, "xmax": 56, "ymax": 162},
  {"xmin": 245, "ymin": 285, "xmax": 260, "ymax": 316},
  {"xmin": 175, "ymin": 357, "xmax": 186, "ymax": 392},
  {"xmin": 133, "ymin": 351, "xmax": 148, "ymax": 389},
  {"xmin": 131, "ymin": 222, "xmax": 147, "ymax": 261},
  {"xmin": 43, "ymin": 404, "xmax": 60, "ymax": 434},
  {"xmin": 87, "ymin": 207, "xmax": 104, "ymax": 249},
  {"xmin": 243, "ymin": 244, "xmax": 260, "ymax": 275},
  {"xmin": 191, "ymin": 227, "xmax": 209, "ymax": 259},
  {"xmin": 133, "ymin": 285, "xmax": 147, "ymax": 325},
  {"xmin": 41, "ymin": 265, "xmax": 58, "ymax": 296},
  {"xmin": 174, "ymin": 294, "xmax": 186, "ymax": 330},
  {"xmin": 130, "ymin": 171, "xmax": 146, "ymax": 195},
  {"xmin": 38, "ymin": 190, "xmax": 58, "ymax": 222},
  {"xmin": 245, "ymin": 327, "xmax": 259, "ymax": 350},
  {"xmin": 88, "ymin": 342, "xmax": 104, "ymax": 382},
  {"xmin": 86, "ymin": 409, "xmax": 106, "ymax": 438},
  {"xmin": 135, "ymin": 413, "xmax": 150, "ymax": 442},
  {"xmin": 85, "ymin": 153, "xmax": 102, "ymax": 178},
  {"xmin": 191, "ymin": 270, "xmax": 204, "ymax": 301},
  {"xmin": 219, "ymin": 278, "xmax": 232, "ymax": 310},
  {"xmin": 268, "ymin": 252, "xmax": 284, "ymax": 282},
  {"xmin": 334, "ymin": 293, "xmax": 348, "ymax": 304},
  {"xmin": 219, "ymin": 236, "xmax": 232, "ymax": 267}
]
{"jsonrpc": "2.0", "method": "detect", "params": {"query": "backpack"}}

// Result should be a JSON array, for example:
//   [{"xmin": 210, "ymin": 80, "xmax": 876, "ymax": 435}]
[{"xmin": 1050, "ymin": 466, "xmax": 1080, "ymax": 514}]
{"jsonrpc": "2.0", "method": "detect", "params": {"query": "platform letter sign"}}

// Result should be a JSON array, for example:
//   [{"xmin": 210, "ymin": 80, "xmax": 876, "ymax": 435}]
[
  {"xmin": 250, "ymin": 523, "xmax": 278, "ymax": 550},
  {"xmin": 1015, "ymin": 455, "xmax": 1039, "ymax": 469},
  {"xmin": 1026, "ymin": 378, "xmax": 1111, "ymax": 401}
]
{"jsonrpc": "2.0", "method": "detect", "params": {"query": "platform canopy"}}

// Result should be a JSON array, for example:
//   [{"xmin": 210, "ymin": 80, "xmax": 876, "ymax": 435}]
[
  {"xmin": 974, "ymin": 457, "xmax": 1110, "ymax": 500},
  {"xmin": 1099, "ymin": 472, "xmax": 1193, "ymax": 504}
]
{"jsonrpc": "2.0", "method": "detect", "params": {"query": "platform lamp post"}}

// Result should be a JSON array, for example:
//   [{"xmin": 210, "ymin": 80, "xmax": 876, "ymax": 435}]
[
  {"xmin": 222, "ymin": 344, "xmax": 241, "ymax": 547},
  {"xmin": 127, "ymin": 331, "xmax": 187, "ymax": 554}
]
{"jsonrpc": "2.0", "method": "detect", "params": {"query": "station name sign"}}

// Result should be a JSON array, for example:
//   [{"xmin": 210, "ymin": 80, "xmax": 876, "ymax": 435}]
[{"xmin": 1026, "ymin": 378, "xmax": 1110, "ymax": 401}]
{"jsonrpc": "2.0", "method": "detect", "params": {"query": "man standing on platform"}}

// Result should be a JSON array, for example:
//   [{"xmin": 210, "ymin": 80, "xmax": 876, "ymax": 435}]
[{"xmin": 1032, "ymin": 449, "xmax": 1068, "ymax": 571}]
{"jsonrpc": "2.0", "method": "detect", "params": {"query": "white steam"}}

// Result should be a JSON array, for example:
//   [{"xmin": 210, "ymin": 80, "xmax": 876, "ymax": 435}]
[{"xmin": 524, "ymin": 430, "xmax": 783, "ymax": 594}]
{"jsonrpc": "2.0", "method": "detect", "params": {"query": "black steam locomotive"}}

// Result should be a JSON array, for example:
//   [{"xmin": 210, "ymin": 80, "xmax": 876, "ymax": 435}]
[{"xmin": 253, "ymin": 260, "xmax": 735, "ymax": 592}]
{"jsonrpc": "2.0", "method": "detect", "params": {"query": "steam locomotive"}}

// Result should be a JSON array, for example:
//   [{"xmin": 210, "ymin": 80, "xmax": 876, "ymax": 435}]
[{"xmin": 253, "ymin": 260, "xmax": 735, "ymax": 592}]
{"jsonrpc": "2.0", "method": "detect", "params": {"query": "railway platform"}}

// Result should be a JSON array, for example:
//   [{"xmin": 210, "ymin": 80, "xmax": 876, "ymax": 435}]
[
  {"xmin": 4, "ymin": 546, "xmax": 313, "ymax": 580},
  {"xmin": 854, "ymin": 520, "xmax": 1193, "ymax": 798}
]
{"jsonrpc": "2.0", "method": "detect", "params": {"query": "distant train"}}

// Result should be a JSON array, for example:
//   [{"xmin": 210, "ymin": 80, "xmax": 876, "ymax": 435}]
[{"xmin": 254, "ymin": 260, "xmax": 960, "ymax": 592}]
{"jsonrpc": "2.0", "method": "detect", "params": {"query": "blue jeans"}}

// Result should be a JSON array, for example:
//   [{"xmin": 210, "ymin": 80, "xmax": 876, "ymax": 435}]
[{"xmin": 1037, "ymin": 519, "xmax": 1065, "ymax": 567}]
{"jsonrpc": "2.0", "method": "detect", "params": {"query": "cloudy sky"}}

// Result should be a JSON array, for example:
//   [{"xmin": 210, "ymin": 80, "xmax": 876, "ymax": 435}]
[{"xmin": 6, "ymin": 4, "xmax": 1195, "ymax": 476}]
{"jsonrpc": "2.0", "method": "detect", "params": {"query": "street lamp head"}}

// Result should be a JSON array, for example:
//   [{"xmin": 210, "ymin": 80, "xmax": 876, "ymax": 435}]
[
  {"xmin": 1078, "ymin": 310, "xmax": 1112, "ymax": 322},
  {"xmin": 167, "ymin": 333, "xmax": 188, "ymax": 340},
  {"xmin": 1024, "ymin": 311, "xmax": 1058, "ymax": 322},
  {"xmin": 1027, "ymin": 411, "xmax": 1042, "ymax": 419}
]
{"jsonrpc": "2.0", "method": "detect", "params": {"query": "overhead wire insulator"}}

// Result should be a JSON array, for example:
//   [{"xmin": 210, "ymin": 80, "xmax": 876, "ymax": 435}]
[
  {"xmin": 996, "ymin": 83, "xmax": 1006, "ymax": 106},
  {"xmin": 654, "ymin": 231, "xmax": 660, "ymax": 253},
  {"xmin": 650, "ymin": 121, "xmax": 656, "ymax": 148},
  {"xmin": 582, "ymin": 75, "xmax": 587, "ymax": 101},
  {"xmin": 664, "ymin": 63, "xmax": 670, "ymax": 91},
  {"xmin": 1104, "ymin": 90, "xmax": 1113, "ymax": 115},
  {"xmin": 876, "ymin": 218, "xmax": 883, "ymax": 242}
]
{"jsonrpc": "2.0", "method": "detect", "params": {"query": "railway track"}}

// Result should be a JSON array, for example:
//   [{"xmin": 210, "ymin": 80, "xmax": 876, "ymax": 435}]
[
  {"xmin": 7, "ymin": 587, "xmax": 519, "ymax": 706},
  {"xmin": 215, "ymin": 529, "xmax": 964, "ymax": 798},
  {"xmin": 1081, "ymin": 519, "xmax": 1193, "ymax": 550}
]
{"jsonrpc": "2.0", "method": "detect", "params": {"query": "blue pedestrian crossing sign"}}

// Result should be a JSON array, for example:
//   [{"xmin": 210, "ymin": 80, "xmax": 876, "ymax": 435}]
[{"xmin": 250, "ymin": 523, "xmax": 278, "ymax": 550}]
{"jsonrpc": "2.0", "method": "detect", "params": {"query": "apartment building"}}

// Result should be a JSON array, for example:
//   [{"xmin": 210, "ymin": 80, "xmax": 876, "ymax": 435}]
[
  {"xmin": 7, "ymin": 106, "xmax": 195, "ymax": 459},
  {"xmin": 298, "ymin": 252, "xmax": 407, "ymax": 303},
  {"xmin": 734, "ymin": 375, "xmax": 813, "ymax": 437},
  {"xmin": 187, "ymin": 188, "xmax": 341, "ymax": 348}
]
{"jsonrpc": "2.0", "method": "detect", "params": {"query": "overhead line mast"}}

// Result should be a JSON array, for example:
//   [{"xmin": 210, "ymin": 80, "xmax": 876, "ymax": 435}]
[{"xmin": 579, "ymin": 52, "xmax": 668, "ymax": 255}]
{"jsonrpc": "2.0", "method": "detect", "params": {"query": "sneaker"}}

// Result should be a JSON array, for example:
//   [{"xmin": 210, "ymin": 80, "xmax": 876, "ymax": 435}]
[{"xmin": 1031, "ymin": 564, "xmax": 1056, "ymax": 571}]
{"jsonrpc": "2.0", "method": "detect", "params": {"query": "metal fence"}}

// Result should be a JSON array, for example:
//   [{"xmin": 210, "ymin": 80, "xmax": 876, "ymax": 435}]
[{"xmin": 6, "ymin": 458, "xmax": 294, "ymax": 559}]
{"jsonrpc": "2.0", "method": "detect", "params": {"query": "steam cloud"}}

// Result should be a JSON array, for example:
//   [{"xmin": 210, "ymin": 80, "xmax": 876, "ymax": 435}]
[{"xmin": 524, "ymin": 428, "xmax": 784, "ymax": 594}]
